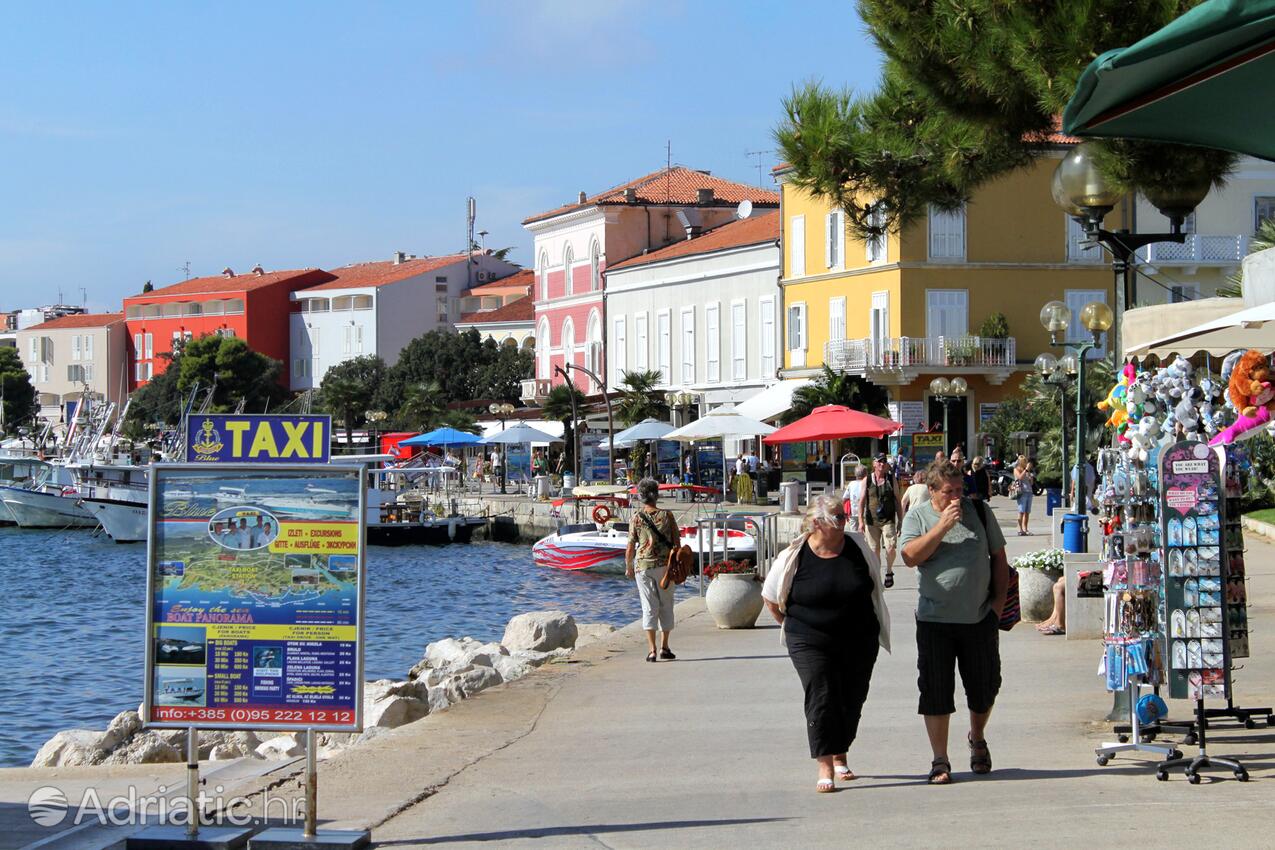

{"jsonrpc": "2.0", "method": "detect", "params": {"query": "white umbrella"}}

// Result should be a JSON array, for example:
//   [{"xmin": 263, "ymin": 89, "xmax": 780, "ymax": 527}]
[
  {"xmin": 613, "ymin": 418, "xmax": 676, "ymax": 443},
  {"xmin": 484, "ymin": 423, "xmax": 561, "ymax": 444},
  {"xmin": 597, "ymin": 436, "xmax": 633, "ymax": 450},
  {"xmin": 663, "ymin": 405, "xmax": 776, "ymax": 500},
  {"xmin": 1132, "ymin": 300, "xmax": 1275, "ymax": 358}
]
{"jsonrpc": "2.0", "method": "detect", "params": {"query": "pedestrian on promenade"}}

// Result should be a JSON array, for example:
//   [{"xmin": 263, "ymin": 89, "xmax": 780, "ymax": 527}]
[
  {"xmin": 858, "ymin": 453, "xmax": 899, "ymax": 588},
  {"xmin": 841, "ymin": 465, "xmax": 867, "ymax": 526},
  {"xmin": 1012, "ymin": 456, "xmax": 1035, "ymax": 536},
  {"xmin": 898, "ymin": 460, "xmax": 1010, "ymax": 785},
  {"xmin": 761, "ymin": 494, "xmax": 891, "ymax": 793},
  {"xmin": 625, "ymin": 478, "xmax": 678, "ymax": 663},
  {"xmin": 901, "ymin": 469, "xmax": 930, "ymax": 517},
  {"xmin": 968, "ymin": 455, "xmax": 991, "ymax": 502}
]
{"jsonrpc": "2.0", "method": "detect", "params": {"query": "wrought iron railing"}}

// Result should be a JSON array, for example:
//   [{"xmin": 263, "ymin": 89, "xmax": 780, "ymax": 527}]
[
  {"xmin": 824, "ymin": 336, "xmax": 1016, "ymax": 372},
  {"xmin": 1137, "ymin": 234, "xmax": 1250, "ymax": 264}
]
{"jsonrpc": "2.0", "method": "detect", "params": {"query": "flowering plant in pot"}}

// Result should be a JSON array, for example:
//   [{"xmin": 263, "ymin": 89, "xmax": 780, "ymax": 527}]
[
  {"xmin": 703, "ymin": 559, "xmax": 757, "ymax": 581},
  {"xmin": 704, "ymin": 559, "xmax": 763, "ymax": 629},
  {"xmin": 1012, "ymin": 548, "xmax": 1065, "ymax": 622}
]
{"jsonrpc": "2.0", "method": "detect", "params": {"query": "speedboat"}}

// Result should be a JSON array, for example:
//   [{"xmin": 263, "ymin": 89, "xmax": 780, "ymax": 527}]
[{"xmin": 532, "ymin": 520, "xmax": 757, "ymax": 575}]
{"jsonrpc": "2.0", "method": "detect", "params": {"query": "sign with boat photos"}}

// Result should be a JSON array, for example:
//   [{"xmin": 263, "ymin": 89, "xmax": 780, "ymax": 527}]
[
  {"xmin": 144, "ymin": 464, "xmax": 365, "ymax": 731},
  {"xmin": 186, "ymin": 414, "xmax": 332, "ymax": 464}
]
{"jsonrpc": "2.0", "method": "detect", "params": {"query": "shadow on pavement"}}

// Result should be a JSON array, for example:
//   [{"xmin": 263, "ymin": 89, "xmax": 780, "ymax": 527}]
[
  {"xmin": 373, "ymin": 817, "xmax": 792, "ymax": 845},
  {"xmin": 675, "ymin": 655, "xmax": 788, "ymax": 662}
]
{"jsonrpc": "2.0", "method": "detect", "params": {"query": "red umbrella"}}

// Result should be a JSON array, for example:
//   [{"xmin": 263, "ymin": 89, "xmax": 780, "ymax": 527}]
[{"xmin": 762, "ymin": 405, "xmax": 902, "ymax": 443}]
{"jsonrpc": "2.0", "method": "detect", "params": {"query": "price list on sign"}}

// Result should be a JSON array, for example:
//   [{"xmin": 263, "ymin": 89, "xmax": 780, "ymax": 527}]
[{"xmin": 144, "ymin": 464, "xmax": 365, "ymax": 731}]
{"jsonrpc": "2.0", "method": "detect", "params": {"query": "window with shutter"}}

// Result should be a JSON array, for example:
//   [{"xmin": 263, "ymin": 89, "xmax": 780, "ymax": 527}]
[
  {"xmin": 866, "ymin": 205, "xmax": 887, "ymax": 263},
  {"xmin": 681, "ymin": 307, "xmax": 695, "ymax": 384},
  {"xmin": 759, "ymin": 297, "xmax": 775, "ymax": 378},
  {"xmin": 612, "ymin": 317, "xmax": 626, "ymax": 385},
  {"xmin": 635, "ymin": 314, "xmax": 648, "ymax": 371},
  {"xmin": 790, "ymin": 215, "xmax": 806, "ymax": 277},
  {"xmin": 1065, "ymin": 289, "xmax": 1108, "ymax": 358},
  {"xmin": 829, "ymin": 297, "xmax": 846, "ymax": 342},
  {"xmin": 1256, "ymin": 196, "xmax": 1275, "ymax": 230},
  {"xmin": 657, "ymin": 311, "xmax": 671, "ymax": 384},
  {"xmin": 928, "ymin": 205, "xmax": 966, "ymax": 260},
  {"xmin": 705, "ymin": 304, "xmax": 720, "ymax": 383},
  {"xmin": 731, "ymin": 302, "xmax": 746, "ymax": 381}
]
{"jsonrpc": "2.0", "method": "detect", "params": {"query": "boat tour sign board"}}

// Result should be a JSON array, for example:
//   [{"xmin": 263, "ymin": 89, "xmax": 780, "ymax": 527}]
[
  {"xmin": 186, "ymin": 414, "xmax": 332, "ymax": 464},
  {"xmin": 144, "ymin": 464, "xmax": 365, "ymax": 731}
]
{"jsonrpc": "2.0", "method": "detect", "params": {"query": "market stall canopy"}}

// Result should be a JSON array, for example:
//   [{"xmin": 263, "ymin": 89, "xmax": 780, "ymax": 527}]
[
  {"xmin": 483, "ymin": 422, "xmax": 561, "ymax": 444},
  {"xmin": 1129, "ymin": 300, "xmax": 1275, "ymax": 358},
  {"xmin": 1063, "ymin": 0, "xmax": 1275, "ymax": 160},
  {"xmin": 1122, "ymin": 297, "xmax": 1248, "ymax": 359},
  {"xmin": 400, "ymin": 427, "xmax": 484, "ymax": 447},
  {"xmin": 596, "ymin": 436, "xmax": 631, "ymax": 450},
  {"xmin": 735, "ymin": 379, "xmax": 811, "ymax": 422},
  {"xmin": 662, "ymin": 405, "xmax": 777, "ymax": 442},
  {"xmin": 612, "ymin": 418, "xmax": 675, "ymax": 443},
  {"xmin": 762, "ymin": 405, "xmax": 901, "ymax": 444}
]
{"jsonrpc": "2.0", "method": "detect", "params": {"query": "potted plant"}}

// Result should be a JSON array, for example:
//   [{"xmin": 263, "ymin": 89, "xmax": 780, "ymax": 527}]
[
  {"xmin": 1011, "ymin": 548, "xmax": 1065, "ymax": 622},
  {"xmin": 703, "ymin": 559, "xmax": 764, "ymax": 629}
]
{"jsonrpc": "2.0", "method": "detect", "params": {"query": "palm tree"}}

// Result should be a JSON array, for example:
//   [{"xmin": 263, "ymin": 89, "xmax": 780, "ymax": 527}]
[
  {"xmin": 395, "ymin": 381, "xmax": 478, "ymax": 434},
  {"xmin": 785, "ymin": 366, "xmax": 890, "ymax": 423},
  {"xmin": 1219, "ymin": 218, "xmax": 1275, "ymax": 298},
  {"xmin": 541, "ymin": 383, "xmax": 586, "ymax": 475},
  {"xmin": 615, "ymin": 369, "xmax": 669, "ymax": 426},
  {"xmin": 320, "ymin": 374, "xmax": 365, "ymax": 446}
]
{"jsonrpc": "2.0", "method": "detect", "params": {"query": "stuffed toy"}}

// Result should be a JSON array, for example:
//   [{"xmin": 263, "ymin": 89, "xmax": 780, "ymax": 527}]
[
  {"xmin": 1097, "ymin": 365, "xmax": 1133, "ymax": 439},
  {"xmin": 1128, "ymin": 416, "xmax": 1160, "ymax": 464},
  {"xmin": 1210, "ymin": 349, "xmax": 1275, "ymax": 446}
]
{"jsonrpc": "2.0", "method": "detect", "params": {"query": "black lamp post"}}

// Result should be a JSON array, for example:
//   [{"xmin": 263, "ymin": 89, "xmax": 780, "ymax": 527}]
[
  {"xmin": 1034, "ymin": 352, "xmax": 1079, "ymax": 507},
  {"xmin": 928, "ymin": 376, "xmax": 968, "ymax": 457},
  {"xmin": 489, "ymin": 402, "xmax": 514, "ymax": 494}
]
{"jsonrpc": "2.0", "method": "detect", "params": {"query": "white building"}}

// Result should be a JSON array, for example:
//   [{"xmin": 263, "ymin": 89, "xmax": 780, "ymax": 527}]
[
  {"xmin": 289, "ymin": 251, "xmax": 518, "ymax": 390},
  {"xmin": 16, "ymin": 312, "xmax": 128, "ymax": 424},
  {"xmin": 604, "ymin": 211, "xmax": 781, "ymax": 411}
]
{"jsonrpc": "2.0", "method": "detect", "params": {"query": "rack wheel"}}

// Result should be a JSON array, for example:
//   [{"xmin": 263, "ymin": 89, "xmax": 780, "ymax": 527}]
[
  {"xmin": 1245, "ymin": 717, "xmax": 1257, "ymax": 730},
  {"xmin": 1156, "ymin": 770, "xmax": 1168, "ymax": 782},
  {"xmin": 1096, "ymin": 755, "xmax": 1110, "ymax": 766},
  {"xmin": 1117, "ymin": 735, "xmax": 1128, "ymax": 743},
  {"xmin": 1169, "ymin": 750, "xmax": 1183, "ymax": 760},
  {"xmin": 1141, "ymin": 733, "xmax": 1157, "ymax": 742},
  {"xmin": 1237, "ymin": 769, "xmax": 1249, "ymax": 782},
  {"xmin": 1184, "ymin": 733, "xmax": 1198, "ymax": 745},
  {"xmin": 1188, "ymin": 772, "xmax": 1201, "ymax": 785}
]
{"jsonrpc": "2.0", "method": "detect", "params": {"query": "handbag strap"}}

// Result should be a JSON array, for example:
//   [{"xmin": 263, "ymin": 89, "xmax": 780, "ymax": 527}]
[{"xmin": 638, "ymin": 510, "xmax": 675, "ymax": 550}]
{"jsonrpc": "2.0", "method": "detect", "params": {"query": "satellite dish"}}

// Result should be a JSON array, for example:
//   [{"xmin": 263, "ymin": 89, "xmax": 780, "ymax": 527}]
[{"xmin": 736, "ymin": 199, "xmax": 753, "ymax": 220}]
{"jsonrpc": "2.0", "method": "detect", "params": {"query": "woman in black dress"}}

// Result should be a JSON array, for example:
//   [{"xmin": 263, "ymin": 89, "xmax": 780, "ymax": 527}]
[{"xmin": 761, "ymin": 494, "xmax": 892, "ymax": 792}]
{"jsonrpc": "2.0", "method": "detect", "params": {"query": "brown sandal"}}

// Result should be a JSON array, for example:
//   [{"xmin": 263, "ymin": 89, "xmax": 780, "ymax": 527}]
[
  {"xmin": 928, "ymin": 758, "xmax": 952, "ymax": 784},
  {"xmin": 969, "ymin": 734, "xmax": 992, "ymax": 774}
]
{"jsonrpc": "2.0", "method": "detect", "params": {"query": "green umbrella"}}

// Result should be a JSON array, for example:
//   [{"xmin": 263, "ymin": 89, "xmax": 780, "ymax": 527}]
[{"xmin": 1063, "ymin": 0, "xmax": 1275, "ymax": 161}]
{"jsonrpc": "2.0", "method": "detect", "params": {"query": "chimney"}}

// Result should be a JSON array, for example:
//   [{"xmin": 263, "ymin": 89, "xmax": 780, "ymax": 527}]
[
  {"xmin": 221, "ymin": 267, "xmax": 235, "ymax": 278},
  {"xmin": 577, "ymin": 190, "xmax": 587, "ymax": 203},
  {"xmin": 393, "ymin": 251, "xmax": 406, "ymax": 265},
  {"xmin": 251, "ymin": 264, "xmax": 264, "ymax": 276},
  {"xmin": 697, "ymin": 188, "xmax": 715, "ymax": 205},
  {"xmin": 623, "ymin": 187, "xmax": 638, "ymax": 203}
]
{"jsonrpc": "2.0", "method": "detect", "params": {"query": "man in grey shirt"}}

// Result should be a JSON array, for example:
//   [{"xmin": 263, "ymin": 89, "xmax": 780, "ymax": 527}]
[{"xmin": 899, "ymin": 460, "xmax": 1010, "ymax": 785}]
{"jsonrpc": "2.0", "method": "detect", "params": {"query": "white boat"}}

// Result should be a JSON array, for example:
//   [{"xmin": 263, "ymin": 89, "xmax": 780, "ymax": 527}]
[
  {"xmin": 80, "ymin": 495, "xmax": 148, "ymax": 542},
  {"xmin": 532, "ymin": 520, "xmax": 757, "ymax": 575},
  {"xmin": 0, "ymin": 482, "xmax": 98, "ymax": 528}
]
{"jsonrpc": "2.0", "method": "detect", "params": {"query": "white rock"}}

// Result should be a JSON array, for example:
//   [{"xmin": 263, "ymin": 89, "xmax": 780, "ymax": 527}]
[
  {"xmin": 574, "ymin": 623, "xmax": 616, "ymax": 649},
  {"xmin": 418, "ymin": 637, "xmax": 508, "ymax": 676},
  {"xmin": 363, "ymin": 679, "xmax": 431, "ymax": 729},
  {"xmin": 448, "ymin": 665, "xmax": 503, "ymax": 697},
  {"xmin": 106, "ymin": 710, "xmax": 142, "ymax": 744},
  {"xmin": 103, "ymin": 733, "xmax": 182, "ymax": 765},
  {"xmin": 511, "ymin": 647, "xmax": 573, "ymax": 668},
  {"xmin": 201, "ymin": 731, "xmax": 261, "ymax": 759},
  {"xmin": 30, "ymin": 730, "xmax": 110, "ymax": 768},
  {"xmin": 256, "ymin": 735, "xmax": 305, "ymax": 759},
  {"xmin": 501, "ymin": 611, "xmax": 578, "ymax": 652},
  {"xmin": 491, "ymin": 654, "xmax": 533, "ymax": 683}
]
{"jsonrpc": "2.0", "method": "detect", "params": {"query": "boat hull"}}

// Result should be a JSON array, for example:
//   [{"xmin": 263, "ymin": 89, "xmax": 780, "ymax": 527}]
[
  {"xmin": 0, "ymin": 487, "xmax": 97, "ymax": 528},
  {"xmin": 80, "ymin": 497, "xmax": 148, "ymax": 543},
  {"xmin": 367, "ymin": 517, "xmax": 485, "ymax": 546},
  {"xmin": 533, "ymin": 527, "xmax": 757, "ymax": 575}
]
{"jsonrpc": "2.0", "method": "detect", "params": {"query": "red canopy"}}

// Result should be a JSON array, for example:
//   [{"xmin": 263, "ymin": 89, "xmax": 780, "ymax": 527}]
[{"xmin": 762, "ymin": 405, "xmax": 902, "ymax": 444}]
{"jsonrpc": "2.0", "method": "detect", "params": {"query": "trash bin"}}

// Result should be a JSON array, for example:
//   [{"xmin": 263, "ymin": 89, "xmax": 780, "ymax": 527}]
[
  {"xmin": 1044, "ymin": 488, "xmax": 1062, "ymax": 516},
  {"xmin": 1061, "ymin": 512, "xmax": 1089, "ymax": 553},
  {"xmin": 562, "ymin": 473, "xmax": 576, "ymax": 497},
  {"xmin": 755, "ymin": 474, "xmax": 769, "ymax": 503},
  {"xmin": 780, "ymin": 480, "xmax": 800, "ymax": 515},
  {"xmin": 534, "ymin": 475, "xmax": 551, "ymax": 499}
]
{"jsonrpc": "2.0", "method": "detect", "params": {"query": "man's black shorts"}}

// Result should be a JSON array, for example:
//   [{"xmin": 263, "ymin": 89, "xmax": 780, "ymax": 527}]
[{"xmin": 915, "ymin": 611, "xmax": 1001, "ymax": 715}]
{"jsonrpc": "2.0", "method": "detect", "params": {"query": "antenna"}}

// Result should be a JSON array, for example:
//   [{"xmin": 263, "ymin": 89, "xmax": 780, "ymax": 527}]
[
  {"xmin": 745, "ymin": 149, "xmax": 775, "ymax": 188},
  {"xmin": 666, "ymin": 140, "xmax": 672, "ymax": 202},
  {"xmin": 178, "ymin": 261, "xmax": 191, "ymax": 280},
  {"xmin": 80, "ymin": 287, "xmax": 87, "ymax": 306}
]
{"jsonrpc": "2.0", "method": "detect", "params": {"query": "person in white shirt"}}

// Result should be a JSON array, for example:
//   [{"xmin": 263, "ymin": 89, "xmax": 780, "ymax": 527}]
[
  {"xmin": 842, "ymin": 465, "xmax": 867, "ymax": 525},
  {"xmin": 901, "ymin": 471, "xmax": 931, "ymax": 517}
]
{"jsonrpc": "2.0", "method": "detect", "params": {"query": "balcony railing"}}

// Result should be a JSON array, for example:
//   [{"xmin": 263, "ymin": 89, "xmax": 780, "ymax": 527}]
[
  {"xmin": 521, "ymin": 378, "xmax": 552, "ymax": 402},
  {"xmin": 825, "ymin": 336, "xmax": 1016, "ymax": 373},
  {"xmin": 1137, "ymin": 234, "xmax": 1250, "ymax": 265}
]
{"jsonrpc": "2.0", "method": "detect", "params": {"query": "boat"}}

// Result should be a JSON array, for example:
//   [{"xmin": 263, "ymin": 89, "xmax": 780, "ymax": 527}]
[
  {"xmin": 0, "ymin": 459, "xmax": 99, "ymax": 528},
  {"xmin": 80, "ymin": 494, "xmax": 148, "ymax": 542},
  {"xmin": 362, "ymin": 461, "xmax": 488, "ymax": 545}
]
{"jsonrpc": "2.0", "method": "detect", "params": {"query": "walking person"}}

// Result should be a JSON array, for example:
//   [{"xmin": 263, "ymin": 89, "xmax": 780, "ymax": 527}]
[
  {"xmin": 899, "ymin": 461, "xmax": 1010, "ymax": 784},
  {"xmin": 858, "ymin": 453, "xmax": 900, "ymax": 588},
  {"xmin": 901, "ymin": 469, "xmax": 931, "ymax": 517},
  {"xmin": 968, "ymin": 455, "xmax": 991, "ymax": 502},
  {"xmin": 762, "ymin": 494, "xmax": 891, "ymax": 793},
  {"xmin": 1012, "ymin": 456, "xmax": 1036, "ymax": 536},
  {"xmin": 625, "ymin": 478, "xmax": 678, "ymax": 662}
]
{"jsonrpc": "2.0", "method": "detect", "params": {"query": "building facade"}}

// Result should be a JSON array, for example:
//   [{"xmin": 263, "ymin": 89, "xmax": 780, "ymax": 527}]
[
  {"xmin": 522, "ymin": 167, "xmax": 778, "ymax": 398},
  {"xmin": 455, "ymin": 269, "xmax": 535, "ymax": 350},
  {"xmin": 123, "ymin": 267, "xmax": 336, "ymax": 389},
  {"xmin": 288, "ymin": 252, "xmax": 518, "ymax": 390},
  {"xmin": 17, "ymin": 312, "xmax": 127, "ymax": 423},
  {"xmin": 778, "ymin": 152, "xmax": 1128, "ymax": 453},
  {"xmin": 604, "ymin": 211, "xmax": 781, "ymax": 409}
]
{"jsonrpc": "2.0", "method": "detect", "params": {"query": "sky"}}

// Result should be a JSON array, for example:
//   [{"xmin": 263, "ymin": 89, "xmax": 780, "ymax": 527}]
[{"xmin": 0, "ymin": 1, "xmax": 882, "ymax": 312}]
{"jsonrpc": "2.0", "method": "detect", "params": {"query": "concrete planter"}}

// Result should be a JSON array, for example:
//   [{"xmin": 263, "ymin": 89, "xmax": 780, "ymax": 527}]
[
  {"xmin": 704, "ymin": 573, "xmax": 764, "ymax": 629},
  {"xmin": 1018, "ymin": 567, "xmax": 1063, "ymax": 622}
]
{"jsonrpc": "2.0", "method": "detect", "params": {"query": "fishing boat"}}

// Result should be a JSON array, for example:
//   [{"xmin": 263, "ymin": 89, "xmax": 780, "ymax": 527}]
[
  {"xmin": 80, "ymin": 494, "xmax": 148, "ymax": 542},
  {"xmin": 0, "ymin": 461, "xmax": 98, "ymax": 528}
]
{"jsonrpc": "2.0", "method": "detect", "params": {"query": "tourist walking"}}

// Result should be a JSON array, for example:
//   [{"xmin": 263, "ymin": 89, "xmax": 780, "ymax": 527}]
[
  {"xmin": 901, "ymin": 469, "xmax": 930, "ymax": 517},
  {"xmin": 625, "ymin": 478, "xmax": 678, "ymax": 662},
  {"xmin": 842, "ymin": 465, "xmax": 867, "ymax": 526},
  {"xmin": 1012, "ymin": 456, "xmax": 1035, "ymax": 535},
  {"xmin": 898, "ymin": 461, "xmax": 1010, "ymax": 785},
  {"xmin": 967, "ymin": 455, "xmax": 991, "ymax": 502},
  {"xmin": 857, "ymin": 453, "xmax": 899, "ymax": 588},
  {"xmin": 761, "ymin": 494, "xmax": 891, "ymax": 793}
]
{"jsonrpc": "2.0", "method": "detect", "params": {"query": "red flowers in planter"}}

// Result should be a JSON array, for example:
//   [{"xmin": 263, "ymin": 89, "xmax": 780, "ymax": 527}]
[{"xmin": 703, "ymin": 559, "xmax": 755, "ymax": 581}]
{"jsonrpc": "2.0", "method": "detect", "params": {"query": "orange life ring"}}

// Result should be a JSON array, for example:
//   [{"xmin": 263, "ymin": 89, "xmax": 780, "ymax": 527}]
[{"xmin": 592, "ymin": 505, "xmax": 614, "ymax": 525}]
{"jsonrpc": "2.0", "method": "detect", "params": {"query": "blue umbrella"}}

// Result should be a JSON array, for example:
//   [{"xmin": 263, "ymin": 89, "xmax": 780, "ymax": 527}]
[{"xmin": 401, "ymin": 427, "xmax": 484, "ymax": 447}]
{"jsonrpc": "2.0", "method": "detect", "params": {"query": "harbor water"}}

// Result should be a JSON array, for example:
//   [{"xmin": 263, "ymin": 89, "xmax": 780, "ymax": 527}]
[{"xmin": 0, "ymin": 528, "xmax": 663, "ymax": 767}]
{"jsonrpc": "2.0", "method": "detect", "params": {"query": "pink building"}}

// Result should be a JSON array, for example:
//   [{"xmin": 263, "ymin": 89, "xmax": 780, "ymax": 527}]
[{"xmin": 522, "ymin": 167, "xmax": 777, "ymax": 398}]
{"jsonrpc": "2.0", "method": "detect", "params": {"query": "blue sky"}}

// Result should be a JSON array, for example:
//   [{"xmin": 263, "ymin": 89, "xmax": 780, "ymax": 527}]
[{"xmin": 0, "ymin": 2, "xmax": 881, "ymax": 311}]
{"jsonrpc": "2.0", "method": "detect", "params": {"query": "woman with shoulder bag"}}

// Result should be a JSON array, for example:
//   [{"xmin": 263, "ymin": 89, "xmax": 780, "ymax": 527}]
[
  {"xmin": 1011, "ymin": 456, "xmax": 1035, "ymax": 536},
  {"xmin": 762, "ymin": 494, "xmax": 892, "ymax": 793},
  {"xmin": 625, "ymin": 478, "xmax": 679, "ymax": 662}
]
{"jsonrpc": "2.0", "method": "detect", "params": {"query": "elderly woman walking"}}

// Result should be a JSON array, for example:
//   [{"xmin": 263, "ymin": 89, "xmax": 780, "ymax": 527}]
[
  {"xmin": 625, "ymin": 478, "xmax": 679, "ymax": 662},
  {"xmin": 762, "ymin": 494, "xmax": 891, "ymax": 793}
]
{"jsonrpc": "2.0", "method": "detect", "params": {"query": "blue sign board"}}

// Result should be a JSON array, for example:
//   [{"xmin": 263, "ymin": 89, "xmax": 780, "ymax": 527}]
[{"xmin": 186, "ymin": 414, "xmax": 332, "ymax": 464}]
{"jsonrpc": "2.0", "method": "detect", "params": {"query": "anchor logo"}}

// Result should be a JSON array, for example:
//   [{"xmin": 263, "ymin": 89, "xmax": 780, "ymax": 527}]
[{"xmin": 191, "ymin": 417, "xmax": 224, "ymax": 457}]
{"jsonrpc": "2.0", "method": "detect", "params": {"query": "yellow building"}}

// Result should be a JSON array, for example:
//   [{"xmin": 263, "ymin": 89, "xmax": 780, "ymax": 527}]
[{"xmin": 777, "ymin": 151, "xmax": 1126, "ymax": 455}]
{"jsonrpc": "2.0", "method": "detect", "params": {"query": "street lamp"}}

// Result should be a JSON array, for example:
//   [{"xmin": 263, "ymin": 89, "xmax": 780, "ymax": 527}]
[
  {"xmin": 1034, "ymin": 353, "xmax": 1078, "ymax": 506},
  {"xmin": 489, "ymin": 402, "xmax": 515, "ymax": 494},
  {"xmin": 1052, "ymin": 142, "xmax": 1208, "ymax": 358},
  {"xmin": 554, "ymin": 362, "xmax": 615, "ymax": 484},
  {"xmin": 1041, "ymin": 299, "xmax": 1113, "ymax": 519},
  {"xmin": 928, "ymin": 376, "xmax": 968, "ymax": 457},
  {"xmin": 665, "ymin": 391, "xmax": 698, "ymax": 482}
]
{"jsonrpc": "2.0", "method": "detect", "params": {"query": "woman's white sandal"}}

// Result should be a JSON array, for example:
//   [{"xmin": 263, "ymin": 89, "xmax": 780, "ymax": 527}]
[
  {"xmin": 816, "ymin": 778, "xmax": 835, "ymax": 793},
  {"xmin": 834, "ymin": 765, "xmax": 855, "ymax": 781}
]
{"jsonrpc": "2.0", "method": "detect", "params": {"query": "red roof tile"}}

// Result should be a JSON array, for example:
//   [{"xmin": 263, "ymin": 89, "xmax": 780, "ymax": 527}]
[
  {"xmin": 300, "ymin": 254, "xmax": 481, "ymax": 292},
  {"xmin": 25, "ymin": 312, "xmax": 124, "ymax": 331},
  {"xmin": 606, "ymin": 211, "xmax": 779, "ymax": 272},
  {"xmin": 457, "ymin": 296, "xmax": 534, "ymax": 325},
  {"xmin": 464, "ymin": 268, "xmax": 534, "ymax": 294},
  {"xmin": 524, "ymin": 167, "xmax": 779, "ymax": 225},
  {"xmin": 127, "ymin": 269, "xmax": 333, "ymax": 300}
]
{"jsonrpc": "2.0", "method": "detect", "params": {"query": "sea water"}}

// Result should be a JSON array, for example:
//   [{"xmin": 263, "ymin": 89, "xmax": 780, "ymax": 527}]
[{"xmin": 0, "ymin": 528, "xmax": 655, "ymax": 767}]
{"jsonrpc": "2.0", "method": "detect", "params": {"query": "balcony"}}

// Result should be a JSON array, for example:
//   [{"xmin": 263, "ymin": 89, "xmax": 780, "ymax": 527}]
[
  {"xmin": 1137, "ymin": 234, "xmax": 1250, "ymax": 266},
  {"xmin": 521, "ymin": 378, "xmax": 552, "ymax": 402},
  {"xmin": 824, "ymin": 336, "xmax": 1017, "ymax": 386}
]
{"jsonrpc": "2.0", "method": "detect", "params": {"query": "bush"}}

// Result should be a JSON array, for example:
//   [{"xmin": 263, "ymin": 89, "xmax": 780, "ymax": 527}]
[{"xmin": 978, "ymin": 311, "xmax": 1010, "ymax": 339}]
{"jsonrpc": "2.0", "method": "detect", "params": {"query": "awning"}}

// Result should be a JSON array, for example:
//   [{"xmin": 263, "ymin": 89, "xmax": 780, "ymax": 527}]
[
  {"xmin": 1122, "ymin": 297, "xmax": 1246, "ymax": 359},
  {"xmin": 1129, "ymin": 300, "xmax": 1275, "ymax": 359},
  {"xmin": 734, "ymin": 379, "xmax": 811, "ymax": 422}
]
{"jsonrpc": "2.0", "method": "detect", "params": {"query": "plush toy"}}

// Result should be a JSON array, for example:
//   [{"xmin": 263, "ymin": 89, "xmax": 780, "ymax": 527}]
[
  {"xmin": 1128, "ymin": 416, "xmax": 1160, "ymax": 464},
  {"xmin": 1210, "ymin": 350, "xmax": 1275, "ymax": 446},
  {"xmin": 1097, "ymin": 365, "xmax": 1133, "ymax": 438}
]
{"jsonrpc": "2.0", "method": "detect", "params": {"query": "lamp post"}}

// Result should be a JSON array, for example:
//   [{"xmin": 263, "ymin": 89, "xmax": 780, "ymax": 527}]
[
  {"xmin": 488, "ymin": 402, "xmax": 515, "ymax": 494},
  {"xmin": 554, "ymin": 362, "xmax": 614, "ymax": 483},
  {"xmin": 1034, "ymin": 353, "xmax": 1079, "ymax": 507},
  {"xmin": 928, "ymin": 376, "xmax": 968, "ymax": 457},
  {"xmin": 1052, "ymin": 142, "xmax": 1208, "ymax": 359},
  {"xmin": 1041, "ymin": 299, "xmax": 1114, "ymax": 519},
  {"xmin": 665, "ymin": 391, "xmax": 697, "ymax": 483}
]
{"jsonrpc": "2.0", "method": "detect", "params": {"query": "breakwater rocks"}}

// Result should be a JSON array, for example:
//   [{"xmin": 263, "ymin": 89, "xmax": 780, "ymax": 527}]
[{"xmin": 31, "ymin": 610, "xmax": 616, "ymax": 768}]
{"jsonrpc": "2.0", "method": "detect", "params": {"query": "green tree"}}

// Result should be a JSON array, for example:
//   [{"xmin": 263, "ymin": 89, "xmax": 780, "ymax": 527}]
[
  {"xmin": 317, "ymin": 355, "xmax": 386, "ymax": 444},
  {"xmin": 615, "ymin": 369, "xmax": 669, "ymax": 426},
  {"xmin": 786, "ymin": 365, "xmax": 890, "ymax": 422},
  {"xmin": 0, "ymin": 347, "xmax": 37, "ymax": 431},
  {"xmin": 541, "ymin": 382, "xmax": 586, "ymax": 475},
  {"xmin": 376, "ymin": 328, "xmax": 531, "ymax": 412},
  {"xmin": 775, "ymin": 3, "xmax": 1235, "ymax": 242},
  {"xmin": 122, "ymin": 352, "xmax": 184, "ymax": 439},
  {"xmin": 175, "ymin": 335, "xmax": 287, "ymax": 412},
  {"xmin": 392, "ymin": 381, "xmax": 477, "ymax": 433}
]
